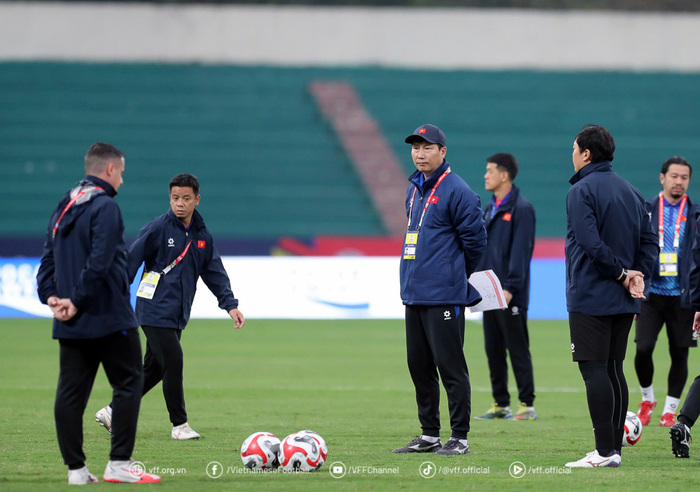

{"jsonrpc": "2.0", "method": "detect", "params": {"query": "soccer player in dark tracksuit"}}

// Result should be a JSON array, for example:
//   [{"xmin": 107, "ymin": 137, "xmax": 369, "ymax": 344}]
[
  {"xmin": 393, "ymin": 124, "xmax": 487, "ymax": 456},
  {"xmin": 474, "ymin": 153, "xmax": 537, "ymax": 421},
  {"xmin": 37, "ymin": 143, "xmax": 160, "ymax": 484},
  {"xmin": 670, "ymin": 208, "xmax": 700, "ymax": 458},
  {"xmin": 564, "ymin": 125, "xmax": 658, "ymax": 468},
  {"xmin": 95, "ymin": 173, "xmax": 244, "ymax": 440}
]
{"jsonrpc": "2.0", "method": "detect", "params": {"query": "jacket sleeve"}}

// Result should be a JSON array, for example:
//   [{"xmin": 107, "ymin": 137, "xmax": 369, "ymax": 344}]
[
  {"xmin": 451, "ymin": 187, "xmax": 487, "ymax": 277},
  {"xmin": 566, "ymin": 184, "xmax": 623, "ymax": 279},
  {"xmin": 687, "ymin": 218, "xmax": 700, "ymax": 310},
  {"xmin": 633, "ymin": 200, "xmax": 659, "ymax": 279},
  {"xmin": 36, "ymin": 209, "xmax": 60, "ymax": 304},
  {"xmin": 502, "ymin": 202, "xmax": 536, "ymax": 295},
  {"xmin": 201, "ymin": 242, "xmax": 239, "ymax": 312},
  {"xmin": 70, "ymin": 200, "xmax": 123, "ymax": 309},
  {"xmin": 127, "ymin": 221, "xmax": 158, "ymax": 283}
]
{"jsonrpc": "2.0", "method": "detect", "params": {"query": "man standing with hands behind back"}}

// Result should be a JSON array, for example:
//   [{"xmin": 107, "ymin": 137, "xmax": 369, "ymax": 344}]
[
  {"xmin": 393, "ymin": 124, "xmax": 487, "ymax": 456},
  {"xmin": 564, "ymin": 125, "xmax": 658, "ymax": 468},
  {"xmin": 475, "ymin": 153, "xmax": 537, "ymax": 422},
  {"xmin": 37, "ymin": 143, "xmax": 160, "ymax": 484}
]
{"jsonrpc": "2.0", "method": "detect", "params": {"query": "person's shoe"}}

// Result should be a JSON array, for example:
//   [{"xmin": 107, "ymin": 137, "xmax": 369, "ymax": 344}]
[
  {"xmin": 172, "ymin": 422, "xmax": 200, "ymax": 440},
  {"xmin": 670, "ymin": 422, "xmax": 691, "ymax": 458},
  {"xmin": 67, "ymin": 466, "xmax": 99, "ymax": 485},
  {"xmin": 509, "ymin": 403, "xmax": 537, "ymax": 421},
  {"xmin": 475, "ymin": 404, "xmax": 512, "ymax": 420},
  {"xmin": 392, "ymin": 436, "xmax": 442, "ymax": 453},
  {"xmin": 565, "ymin": 450, "xmax": 621, "ymax": 468},
  {"xmin": 660, "ymin": 413, "xmax": 677, "ymax": 427},
  {"xmin": 103, "ymin": 460, "xmax": 161, "ymax": 483},
  {"xmin": 637, "ymin": 400, "xmax": 656, "ymax": 426},
  {"xmin": 95, "ymin": 406, "xmax": 112, "ymax": 434},
  {"xmin": 435, "ymin": 437, "xmax": 470, "ymax": 455}
]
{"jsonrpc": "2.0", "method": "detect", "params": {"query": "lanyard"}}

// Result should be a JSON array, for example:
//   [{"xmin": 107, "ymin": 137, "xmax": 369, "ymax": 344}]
[
  {"xmin": 161, "ymin": 240, "xmax": 193, "ymax": 275},
  {"xmin": 658, "ymin": 192, "xmax": 687, "ymax": 249},
  {"xmin": 407, "ymin": 167, "xmax": 451, "ymax": 231},
  {"xmin": 52, "ymin": 185, "xmax": 104, "ymax": 239}
]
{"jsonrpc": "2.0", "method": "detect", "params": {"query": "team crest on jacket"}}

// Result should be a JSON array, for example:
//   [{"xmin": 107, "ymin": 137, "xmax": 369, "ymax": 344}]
[
  {"xmin": 168, "ymin": 238, "xmax": 175, "ymax": 247},
  {"xmin": 197, "ymin": 240, "xmax": 206, "ymax": 249},
  {"xmin": 502, "ymin": 213, "xmax": 512, "ymax": 221}
]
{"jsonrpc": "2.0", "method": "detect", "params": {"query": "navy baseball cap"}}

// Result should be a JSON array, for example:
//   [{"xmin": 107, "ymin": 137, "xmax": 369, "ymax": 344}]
[{"xmin": 405, "ymin": 124, "xmax": 446, "ymax": 147}]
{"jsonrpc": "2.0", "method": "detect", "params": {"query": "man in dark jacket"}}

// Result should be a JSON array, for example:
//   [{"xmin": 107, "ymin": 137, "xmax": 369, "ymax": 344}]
[
  {"xmin": 474, "ymin": 153, "xmax": 537, "ymax": 421},
  {"xmin": 669, "ymin": 222, "xmax": 700, "ymax": 458},
  {"xmin": 564, "ymin": 125, "xmax": 658, "ymax": 468},
  {"xmin": 36, "ymin": 143, "xmax": 160, "ymax": 485},
  {"xmin": 393, "ymin": 124, "xmax": 487, "ymax": 456},
  {"xmin": 95, "ymin": 173, "xmax": 244, "ymax": 440},
  {"xmin": 635, "ymin": 157, "xmax": 699, "ymax": 428}
]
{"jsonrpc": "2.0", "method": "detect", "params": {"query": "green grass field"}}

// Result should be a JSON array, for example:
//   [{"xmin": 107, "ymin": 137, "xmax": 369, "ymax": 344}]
[{"xmin": 1, "ymin": 318, "xmax": 699, "ymax": 491}]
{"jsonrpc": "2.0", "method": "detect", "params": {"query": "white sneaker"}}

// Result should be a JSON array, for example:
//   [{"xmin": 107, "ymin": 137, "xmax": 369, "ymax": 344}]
[
  {"xmin": 67, "ymin": 466, "xmax": 98, "ymax": 485},
  {"xmin": 172, "ymin": 422, "xmax": 200, "ymax": 440},
  {"xmin": 95, "ymin": 406, "xmax": 112, "ymax": 434},
  {"xmin": 565, "ymin": 450, "xmax": 621, "ymax": 468},
  {"xmin": 103, "ymin": 460, "xmax": 161, "ymax": 484}
]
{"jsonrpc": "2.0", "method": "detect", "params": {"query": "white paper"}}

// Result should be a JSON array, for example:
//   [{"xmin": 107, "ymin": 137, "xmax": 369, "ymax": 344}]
[{"xmin": 468, "ymin": 270, "xmax": 508, "ymax": 313}]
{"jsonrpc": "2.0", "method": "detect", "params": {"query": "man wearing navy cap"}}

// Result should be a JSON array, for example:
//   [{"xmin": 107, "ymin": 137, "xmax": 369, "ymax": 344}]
[{"xmin": 393, "ymin": 124, "xmax": 487, "ymax": 456}]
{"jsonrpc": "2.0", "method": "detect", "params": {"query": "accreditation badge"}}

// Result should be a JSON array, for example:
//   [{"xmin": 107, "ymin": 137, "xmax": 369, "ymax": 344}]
[
  {"xmin": 659, "ymin": 253, "xmax": 678, "ymax": 276},
  {"xmin": 136, "ymin": 271, "xmax": 161, "ymax": 299},
  {"xmin": 403, "ymin": 231, "xmax": 419, "ymax": 260}
]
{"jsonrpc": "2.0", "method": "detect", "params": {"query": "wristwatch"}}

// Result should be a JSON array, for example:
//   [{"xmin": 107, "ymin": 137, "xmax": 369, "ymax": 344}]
[{"xmin": 616, "ymin": 269, "xmax": 628, "ymax": 284}]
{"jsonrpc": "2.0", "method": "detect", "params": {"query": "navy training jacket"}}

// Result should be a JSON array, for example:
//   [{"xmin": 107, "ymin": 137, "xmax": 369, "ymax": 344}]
[
  {"xmin": 128, "ymin": 209, "xmax": 238, "ymax": 330},
  {"xmin": 565, "ymin": 161, "xmax": 659, "ymax": 316},
  {"xmin": 36, "ymin": 176, "xmax": 138, "ymax": 339},
  {"xmin": 476, "ymin": 185, "xmax": 536, "ymax": 310},
  {"xmin": 400, "ymin": 160, "xmax": 487, "ymax": 307},
  {"xmin": 644, "ymin": 194, "xmax": 700, "ymax": 309}
]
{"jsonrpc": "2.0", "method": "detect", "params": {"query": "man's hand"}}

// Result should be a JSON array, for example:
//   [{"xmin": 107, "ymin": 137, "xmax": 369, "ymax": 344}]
[
  {"xmin": 54, "ymin": 298, "xmax": 78, "ymax": 321},
  {"xmin": 502, "ymin": 290, "xmax": 513, "ymax": 309},
  {"xmin": 228, "ymin": 308, "xmax": 245, "ymax": 329},
  {"xmin": 47, "ymin": 296, "xmax": 63, "ymax": 318},
  {"xmin": 694, "ymin": 312, "xmax": 700, "ymax": 335},
  {"xmin": 624, "ymin": 270, "xmax": 646, "ymax": 299}
]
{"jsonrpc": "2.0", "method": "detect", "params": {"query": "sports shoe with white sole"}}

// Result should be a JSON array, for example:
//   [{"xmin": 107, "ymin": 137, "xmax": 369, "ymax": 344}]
[
  {"xmin": 435, "ymin": 437, "xmax": 471, "ymax": 455},
  {"xmin": 392, "ymin": 436, "xmax": 442, "ymax": 453},
  {"xmin": 660, "ymin": 412, "xmax": 677, "ymax": 427},
  {"xmin": 95, "ymin": 406, "xmax": 112, "ymax": 434},
  {"xmin": 103, "ymin": 460, "xmax": 161, "ymax": 484},
  {"xmin": 67, "ymin": 466, "xmax": 99, "ymax": 485},
  {"xmin": 172, "ymin": 422, "xmax": 200, "ymax": 440},
  {"xmin": 564, "ymin": 450, "xmax": 621, "ymax": 468},
  {"xmin": 670, "ymin": 422, "xmax": 691, "ymax": 458}
]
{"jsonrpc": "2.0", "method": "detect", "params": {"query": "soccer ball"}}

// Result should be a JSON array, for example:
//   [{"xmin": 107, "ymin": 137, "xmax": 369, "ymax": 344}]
[
  {"xmin": 623, "ymin": 411, "xmax": 642, "ymax": 447},
  {"xmin": 240, "ymin": 432, "xmax": 281, "ymax": 471},
  {"xmin": 279, "ymin": 430, "xmax": 328, "ymax": 472}
]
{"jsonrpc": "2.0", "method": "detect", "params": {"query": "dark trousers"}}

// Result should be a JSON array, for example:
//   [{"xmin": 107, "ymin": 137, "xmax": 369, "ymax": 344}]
[
  {"xmin": 634, "ymin": 294, "xmax": 695, "ymax": 398},
  {"xmin": 405, "ymin": 305, "xmax": 470, "ymax": 439},
  {"xmin": 141, "ymin": 326, "xmax": 187, "ymax": 426},
  {"xmin": 679, "ymin": 375, "xmax": 700, "ymax": 428},
  {"xmin": 55, "ymin": 329, "xmax": 143, "ymax": 469},
  {"xmin": 483, "ymin": 308, "xmax": 535, "ymax": 407}
]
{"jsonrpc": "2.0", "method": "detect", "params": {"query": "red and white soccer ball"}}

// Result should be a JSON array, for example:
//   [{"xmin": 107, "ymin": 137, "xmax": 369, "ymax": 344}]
[
  {"xmin": 240, "ymin": 432, "xmax": 281, "ymax": 471},
  {"xmin": 279, "ymin": 430, "xmax": 328, "ymax": 472},
  {"xmin": 623, "ymin": 411, "xmax": 643, "ymax": 447}
]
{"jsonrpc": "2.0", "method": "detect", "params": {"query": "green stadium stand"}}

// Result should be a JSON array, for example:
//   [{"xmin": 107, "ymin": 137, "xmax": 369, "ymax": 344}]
[{"xmin": 2, "ymin": 63, "xmax": 700, "ymax": 240}]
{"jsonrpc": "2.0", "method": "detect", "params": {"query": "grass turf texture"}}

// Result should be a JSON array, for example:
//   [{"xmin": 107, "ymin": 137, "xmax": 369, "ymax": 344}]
[{"xmin": 1, "ymin": 318, "xmax": 699, "ymax": 491}]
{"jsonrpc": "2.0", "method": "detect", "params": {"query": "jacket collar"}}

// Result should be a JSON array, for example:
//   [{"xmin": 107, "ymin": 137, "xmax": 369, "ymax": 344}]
[
  {"xmin": 166, "ymin": 208, "xmax": 204, "ymax": 231},
  {"xmin": 490, "ymin": 185, "xmax": 520, "ymax": 213},
  {"xmin": 408, "ymin": 159, "xmax": 450, "ymax": 193},
  {"xmin": 569, "ymin": 161, "xmax": 612, "ymax": 185},
  {"xmin": 85, "ymin": 175, "xmax": 117, "ymax": 197}
]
